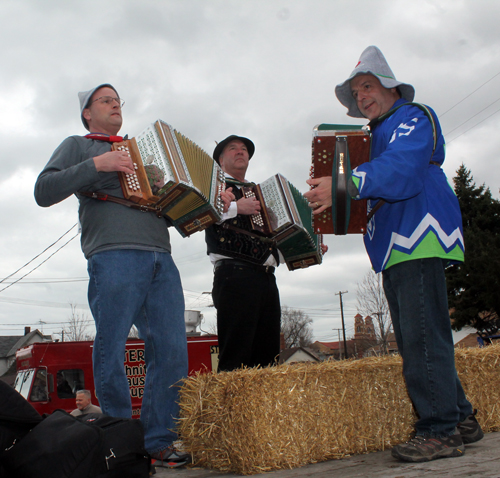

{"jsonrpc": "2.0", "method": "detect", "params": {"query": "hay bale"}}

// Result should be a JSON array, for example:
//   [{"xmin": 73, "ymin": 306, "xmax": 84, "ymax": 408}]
[
  {"xmin": 455, "ymin": 345, "xmax": 500, "ymax": 432},
  {"xmin": 178, "ymin": 344, "xmax": 500, "ymax": 475}
]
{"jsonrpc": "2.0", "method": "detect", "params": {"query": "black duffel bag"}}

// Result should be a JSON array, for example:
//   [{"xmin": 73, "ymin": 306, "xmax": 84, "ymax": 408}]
[
  {"xmin": 2, "ymin": 410, "xmax": 150, "ymax": 478},
  {"xmin": 0, "ymin": 381, "xmax": 43, "ymax": 478}
]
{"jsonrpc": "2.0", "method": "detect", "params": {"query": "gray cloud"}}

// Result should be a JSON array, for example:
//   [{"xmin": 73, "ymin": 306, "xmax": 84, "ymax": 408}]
[{"xmin": 0, "ymin": 0, "xmax": 498, "ymax": 342}]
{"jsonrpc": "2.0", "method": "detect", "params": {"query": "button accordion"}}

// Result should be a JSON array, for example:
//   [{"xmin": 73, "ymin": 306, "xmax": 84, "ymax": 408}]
[
  {"xmin": 243, "ymin": 174, "xmax": 323, "ymax": 271},
  {"xmin": 310, "ymin": 125, "xmax": 371, "ymax": 235},
  {"xmin": 112, "ymin": 120, "xmax": 226, "ymax": 237}
]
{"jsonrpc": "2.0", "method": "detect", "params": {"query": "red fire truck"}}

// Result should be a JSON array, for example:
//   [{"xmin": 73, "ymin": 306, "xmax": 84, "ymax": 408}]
[{"xmin": 14, "ymin": 335, "xmax": 219, "ymax": 416}]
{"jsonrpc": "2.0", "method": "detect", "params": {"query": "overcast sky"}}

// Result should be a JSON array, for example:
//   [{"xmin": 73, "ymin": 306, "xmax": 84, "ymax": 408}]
[{"xmin": 0, "ymin": 0, "xmax": 498, "ymax": 344}]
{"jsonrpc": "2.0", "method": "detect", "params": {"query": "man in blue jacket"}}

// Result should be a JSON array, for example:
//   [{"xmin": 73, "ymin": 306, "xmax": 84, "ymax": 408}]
[{"xmin": 305, "ymin": 46, "xmax": 483, "ymax": 462}]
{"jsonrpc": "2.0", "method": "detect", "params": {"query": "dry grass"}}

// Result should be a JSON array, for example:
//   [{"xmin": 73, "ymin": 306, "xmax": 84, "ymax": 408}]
[{"xmin": 178, "ymin": 344, "xmax": 500, "ymax": 475}]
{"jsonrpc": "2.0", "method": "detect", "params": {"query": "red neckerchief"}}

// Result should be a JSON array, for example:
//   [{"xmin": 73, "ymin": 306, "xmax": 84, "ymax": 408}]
[{"xmin": 85, "ymin": 133, "xmax": 124, "ymax": 143}]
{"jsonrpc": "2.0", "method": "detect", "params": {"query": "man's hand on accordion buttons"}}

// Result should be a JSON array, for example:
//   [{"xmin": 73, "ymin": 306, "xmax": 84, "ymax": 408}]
[
  {"xmin": 93, "ymin": 151, "xmax": 135, "ymax": 175},
  {"xmin": 221, "ymin": 187, "xmax": 236, "ymax": 213},
  {"xmin": 237, "ymin": 196, "xmax": 261, "ymax": 216},
  {"xmin": 304, "ymin": 176, "xmax": 332, "ymax": 215}
]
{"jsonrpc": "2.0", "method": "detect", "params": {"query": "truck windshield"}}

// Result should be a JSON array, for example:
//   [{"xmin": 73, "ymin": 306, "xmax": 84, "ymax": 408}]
[
  {"xmin": 14, "ymin": 369, "xmax": 35, "ymax": 400},
  {"xmin": 30, "ymin": 369, "xmax": 49, "ymax": 402}
]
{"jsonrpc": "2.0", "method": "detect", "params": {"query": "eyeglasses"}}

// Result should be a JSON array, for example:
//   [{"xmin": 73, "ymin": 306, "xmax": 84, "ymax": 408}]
[{"xmin": 91, "ymin": 96, "xmax": 125, "ymax": 108}]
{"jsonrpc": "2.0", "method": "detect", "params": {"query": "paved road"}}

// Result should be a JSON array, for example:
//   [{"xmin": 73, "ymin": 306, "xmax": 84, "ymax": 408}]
[{"xmin": 153, "ymin": 431, "xmax": 500, "ymax": 477}]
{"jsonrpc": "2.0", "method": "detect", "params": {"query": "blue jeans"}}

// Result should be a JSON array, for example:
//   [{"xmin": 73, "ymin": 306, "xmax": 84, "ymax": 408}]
[
  {"xmin": 87, "ymin": 249, "xmax": 188, "ymax": 453},
  {"xmin": 382, "ymin": 258, "xmax": 472, "ymax": 437}
]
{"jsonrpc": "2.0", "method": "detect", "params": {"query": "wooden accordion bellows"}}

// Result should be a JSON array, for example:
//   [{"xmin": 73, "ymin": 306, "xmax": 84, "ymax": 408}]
[
  {"xmin": 113, "ymin": 120, "xmax": 225, "ymax": 237},
  {"xmin": 311, "ymin": 125, "xmax": 371, "ymax": 235}
]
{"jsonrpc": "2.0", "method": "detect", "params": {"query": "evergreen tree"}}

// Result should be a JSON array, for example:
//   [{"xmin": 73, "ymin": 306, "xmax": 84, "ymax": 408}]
[{"xmin": 446, "ymin": 164, "xmax": 500, "ymax": 336}]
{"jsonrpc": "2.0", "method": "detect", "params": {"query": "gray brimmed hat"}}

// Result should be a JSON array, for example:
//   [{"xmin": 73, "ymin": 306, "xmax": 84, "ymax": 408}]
[
  {"xmin": 335, "ymin": 46, "xmax": 415, "ymax": 118},
  {"xmin": 213, "ymin": 135, "xmax": 255, "ymax": 165},
  {"xmin": 78, "ymin": 83, "xmax": 118, "ymax": 130}
]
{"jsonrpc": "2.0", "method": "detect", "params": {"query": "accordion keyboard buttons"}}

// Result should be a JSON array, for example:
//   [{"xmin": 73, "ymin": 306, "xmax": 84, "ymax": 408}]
[
  {"xmin": 118, "ymin": 145, "xmax": 142, "ymax": 193},
  {"xmin": 244, "ymin": 190, "xmax": 264, "ymax": 227}
]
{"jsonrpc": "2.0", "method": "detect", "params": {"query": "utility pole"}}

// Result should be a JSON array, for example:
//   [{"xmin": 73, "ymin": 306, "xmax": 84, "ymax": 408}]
[
  {"xmin": 332, "ymin": 328, "xmax": 343, "ymax": 359},
  {"xmin": 336, "ymin": 291, "xmax": 348, "ymax": 359}
]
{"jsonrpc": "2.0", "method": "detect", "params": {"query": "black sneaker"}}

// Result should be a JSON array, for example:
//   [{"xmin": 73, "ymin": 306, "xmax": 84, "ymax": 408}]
[
  {"xmin": 391, "ymin": 431, "xmax": 465, "ymax": 462},
  {"xmin": 458, "ymin": 409, "xmax": 484, "ymax": 444},
  {"xmin": 150, "ymin": 446, "xmax": 191, "ymax": 468}
]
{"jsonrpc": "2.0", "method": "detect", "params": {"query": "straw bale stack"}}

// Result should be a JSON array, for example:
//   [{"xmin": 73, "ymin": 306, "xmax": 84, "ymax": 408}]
[
  {"xmin": 178, "ymin": 344, "xmax": 500, "ymax": 475},
  {"xmin": 454, "ymin": 344, "xmax": 500, "ymax": 432}
]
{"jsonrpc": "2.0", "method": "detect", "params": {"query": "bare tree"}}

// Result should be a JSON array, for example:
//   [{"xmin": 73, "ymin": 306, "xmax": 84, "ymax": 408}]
[
  {"xmin": 356, "ymin": 269, "xmax": 392, "ymax": 354},
  {"xmin": 203, "ymin": 320, "xmax": 218, "ymax": 336},
  {"xmin": 281, "ymin": 305, "xmax": 313, "ymax": 349},
  {"xmin": 61, "ymin": 303, "xmax": 94, "ymax": 342}
]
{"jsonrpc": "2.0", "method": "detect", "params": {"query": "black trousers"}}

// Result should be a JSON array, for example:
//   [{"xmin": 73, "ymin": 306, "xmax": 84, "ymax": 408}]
[{"xmin": 212, "ymin": 262, "xmax": 281, "ymax": 372}]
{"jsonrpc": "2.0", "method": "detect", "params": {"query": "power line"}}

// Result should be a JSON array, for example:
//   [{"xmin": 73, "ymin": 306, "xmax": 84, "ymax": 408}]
[
  {"xmin": 446, "ymin": 105, "xmax": 500, "ymax": 145},
  {"xmin": 444, "ymin": 98, "xmax": 500, "ymax": 138},
  {"xmin": 0, "ymin": 318, "xmax": 94, "ymax": 328},
  {"xmin": 175, "ymin": 251, "xmax": 207, "ymax": 265},
  {"xmin": 438, "ymin": 70, "xmax": 500, "ymax": 144},
  {"xmin": 0, "ymin": 288, "xmax": 214, "ymax": 310},
  {"xmin": 0, "ymin": 295, "xmax": 87, "ymax": 308},
  {"xmin": 0, "ymin": 224, "xmax": 79, "ymax": 285},
  {"xmin": 0, "ymin": 278, "xmax": 87, "ymax": 284},
  {"xmin": 0, "ymin": 229, "xmax": 80, "ymax": 294},
  {"xmin": 440, "ymin": 71, "xmax": 500, "ymax": 117}
]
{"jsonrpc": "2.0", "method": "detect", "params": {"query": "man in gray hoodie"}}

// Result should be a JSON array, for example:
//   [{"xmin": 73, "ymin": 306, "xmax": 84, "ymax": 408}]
[{"xmin": 35, "ymin": 83, "xmax": 189, "ymax": 467}]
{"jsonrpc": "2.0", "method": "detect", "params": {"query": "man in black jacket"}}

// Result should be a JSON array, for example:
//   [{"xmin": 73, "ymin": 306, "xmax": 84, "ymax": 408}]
[{"xmin": 205, "ymin": 135, "xmax": 281, "ymax": 371}]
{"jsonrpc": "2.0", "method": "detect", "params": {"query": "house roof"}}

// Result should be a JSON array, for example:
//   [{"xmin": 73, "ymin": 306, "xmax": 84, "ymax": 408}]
[
  {"xmin": 0, "ymin": 360, "xmax": 17, "ymax": 385},
  {"xmin": 0, "ymin": 336, "xmax": 22, "ymax": 357},
  {"xmin": 280, "ymin": 347, "xmax": 320, "ymax": 363},
  {"xmin": 455, "ymin": 333, "xmax": 480, "ymax": 348},
  {"xmin": 313, "ymin": 340, "xmax": 356, "ymax": 352},
  {"xmin": 314, "ymin": 341, "xmax": 340, "ymax": 351},
  {"xmin": 0, "ymin": 330, "xmax": 49, "ymax": 358}
]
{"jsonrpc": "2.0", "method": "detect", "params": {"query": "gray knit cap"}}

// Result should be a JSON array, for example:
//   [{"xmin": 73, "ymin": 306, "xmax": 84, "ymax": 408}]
[
  {"xmin": 78, "ymin": 83, "xmax": 118, "ymax": 130},
  {"xmin": 335, "ymin": 46, "xmax": 415, "ymax": 118}
]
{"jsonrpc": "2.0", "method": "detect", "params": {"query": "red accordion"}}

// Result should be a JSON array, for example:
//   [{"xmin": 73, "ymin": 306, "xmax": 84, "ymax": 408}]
[{"xmin": 310, "ymin": 125, "xmax": 371, "ymax": 235}]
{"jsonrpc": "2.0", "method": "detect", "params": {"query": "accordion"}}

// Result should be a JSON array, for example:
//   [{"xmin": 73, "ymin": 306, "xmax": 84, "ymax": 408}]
[
  {"xmin": 113, "ymin": 120, "xmax": 225, "ymax": 237},
  {"xmin": 311, "ymin": 125, "xmax": 371, "ymax": 235},
  {"xmin": 243, "ymin": 174, "xmax": 323, "ymax": 271}
]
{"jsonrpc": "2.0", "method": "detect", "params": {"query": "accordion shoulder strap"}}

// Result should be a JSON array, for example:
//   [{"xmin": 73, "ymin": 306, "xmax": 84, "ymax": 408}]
[
  {"xmin": 365, "ymin": 102, "xmax": 440, "ymax": 224},
  {"xmin": 79, "ymin": 191, "xmax": 163, "ymax": 217},
  {"xmin": 221, "ymin": 222, "xmax": 277, "ymax": 244},
  {"xmin": 369, "ymin": 102, "xmax": 438, "ymax": 154}
]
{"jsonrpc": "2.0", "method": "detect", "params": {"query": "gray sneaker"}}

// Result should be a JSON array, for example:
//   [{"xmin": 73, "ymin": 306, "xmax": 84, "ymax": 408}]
[
  {"xmin": 150, "ymin": 446, "xmax": 191, "ymax": 468},
  {"xmin": 391, "ymin": 431, "xmax": 465, "ymax": 463},
  {"xmin": 458, "ymin": 410, "xmax": 484, "ymax": 444}
]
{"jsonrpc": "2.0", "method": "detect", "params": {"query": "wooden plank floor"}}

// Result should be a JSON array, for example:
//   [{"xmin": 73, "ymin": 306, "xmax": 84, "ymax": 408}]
[{"xmin": 154, "ymin": 431, "xmax": 500, "ymax": 477}]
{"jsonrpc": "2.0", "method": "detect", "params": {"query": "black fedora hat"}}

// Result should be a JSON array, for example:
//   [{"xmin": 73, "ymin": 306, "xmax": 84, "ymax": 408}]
[{"xmin": 213, "ymin": 135, "xmax": 255, "ymax": 165}]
